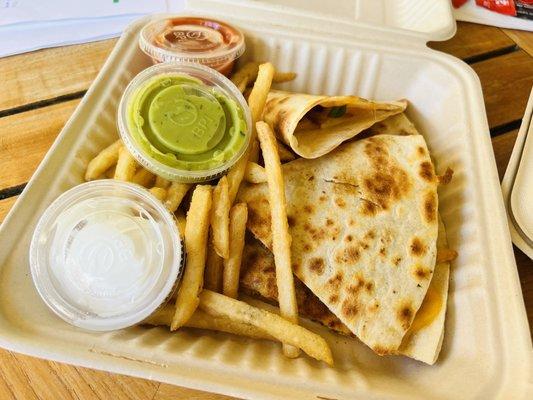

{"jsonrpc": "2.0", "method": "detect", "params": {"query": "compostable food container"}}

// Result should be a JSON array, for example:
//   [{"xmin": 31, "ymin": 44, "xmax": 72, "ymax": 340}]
[
  {"xmin": 502, "ymin": 86, "xmax": 533, "ymax": 259},
  {"xmin": 0, "ymin": 0, "xmax": 531, "ymax": 399}
]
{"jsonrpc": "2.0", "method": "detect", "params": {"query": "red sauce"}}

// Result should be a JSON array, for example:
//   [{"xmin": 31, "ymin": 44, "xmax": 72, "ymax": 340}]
[{"xmin": 144, "ymin": 17, "xmax": 245, "ymax": 76}]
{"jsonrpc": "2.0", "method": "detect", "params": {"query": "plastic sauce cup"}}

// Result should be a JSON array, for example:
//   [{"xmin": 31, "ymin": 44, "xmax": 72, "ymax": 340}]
[
  {"xmin": 29, "ymin": 180, "xmax": 183, "ymax": 331},
  {"xmin": 139, "ymin": 15, "xmax": 245, "ymax": 77},
  {"xmin": 118, "ymin": 62, "xmax": 251, "ymax": 183}
]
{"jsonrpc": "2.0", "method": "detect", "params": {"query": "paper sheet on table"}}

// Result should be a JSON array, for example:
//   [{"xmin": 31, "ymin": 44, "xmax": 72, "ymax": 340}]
[
  {"xmin": 0, "ymin": 0, "xmax": 185, "ymax": 58},
  {"xmin": 0, "ymin": 0, "xmax": 168, "ymax": 26}
]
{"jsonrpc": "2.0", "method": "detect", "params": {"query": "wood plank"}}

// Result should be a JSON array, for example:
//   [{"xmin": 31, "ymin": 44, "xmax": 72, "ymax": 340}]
[
  {"xmin": 0, "ymin": 350, "xmax": 159, "ymax": 400},
  {"xmin": 472, "ymin": 50, "xmax": 533, "ymax": 129},
  {"xmin": 0, "ymin": 40, "xmax": 115, "ymax": 112},
  {"xmin": 503, "ymin": 29, "xmax": 533, "ymax": 58},
  {"xmin": 429, "ymin": 22, "xmax": 515, "ymax": 60},
  {"xmin": 0, "ymin": 99, "xmax": 79, "ymax": 189},
  {"xmin": 154, "ymin": 384, "xmax": 238, "ymax": 400},
  {"xmin": 0, "ymin": 196, "xmax": 17, "ymax": 223},
  {"xmin": 492, "ymin": 129, "xmax": 519, "ymax": 181}
]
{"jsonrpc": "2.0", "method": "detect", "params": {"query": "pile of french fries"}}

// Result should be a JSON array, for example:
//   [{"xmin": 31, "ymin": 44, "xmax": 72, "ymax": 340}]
[{"xmin": 84, "ymin": 62, "xmax": 333, "ymax": 366}]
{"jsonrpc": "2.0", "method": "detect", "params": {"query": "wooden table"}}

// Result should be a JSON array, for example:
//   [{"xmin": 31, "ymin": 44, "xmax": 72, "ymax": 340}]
[{"xmin": 0, "ymin": 21, "xmax": 532, "ymax": 399}]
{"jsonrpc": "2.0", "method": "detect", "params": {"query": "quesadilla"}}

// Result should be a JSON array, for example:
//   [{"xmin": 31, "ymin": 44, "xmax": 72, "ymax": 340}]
[
  {"xmin": 240, "ymin": 237, "xmax": 353, "ymax": 337},
  {"xmin": 237, "ymin": 134, "xmax": 439, "ymax": 354},
  {"xmin": 240, "ymin": 219, "xmax": 452, "ymax": 364},
  {"xmin": 262, "ymin": 90, "xmax": 407, "ymax": 159}
]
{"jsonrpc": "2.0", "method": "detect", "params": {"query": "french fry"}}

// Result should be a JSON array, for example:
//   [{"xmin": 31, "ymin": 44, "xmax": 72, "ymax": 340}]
[
  {"xmin": 257, "ymin": 121, "xmax": 300, "ymax": 358},
  {"xmin": 149, "ymin": 187, "xmax": 167, "ymax": 201},
  {"xmin": 114, "ymin": 146, "xmax": 137, "ymax": 182},
  {"xmin": 222, "ymin": 203, "xmax": 248, "ymax": 298},
  {"xmin": 165, "ymin": 182, "xmax": 191, "ymax": 212},
  {"xmin": 273, "ymin": 71, "xmax": 297, "ymax": 84},
  {"xmin": 204, "ymin": 242, "xmax": 223, "ymax": 292},
  {"xmin": 230, "ymin": 61, "xmax": 260, "ymax": 89},
  {"xmin": 248, "ymin": 63, "xmax": 276, "ymax": 137},
  {"xmin": 236, "ymin": 76, "xmax": 249, "ymax": 93},
  {"xmin": 227, "ymin": 63, "xmax": 275, "ymax": 202},
  {"xmin": 171, "ymin": 185, "xmax": 213, "ymax": 331},
  {"xmin": 244, "ymin": 162, "xmax": 267, "ymax": 184},
  {"xmin": 231, "ymin": 61, "xmax": 296, "ymax": 88},
  {"xmin": 277, "ymin": 140, "xmax": 296, "ymax": 162},
  {"xmin": 176, "ymin": 211, "xmax": 187, "ymax": 236},
  {"xmin": 105, "ymin": 165, "xmax": 116, "ymax": 179},
  {"xmin": 145, "ymin": 305, "xmax": 273, "ymax": 340},
  {"xmin": 85, "ymin": 140, "xmax": 121, "ymax": 181},
  {"xmin": 211, "ymin": 176, "xmax": 230, "ymax": 259},
  {"xmin": 199, "ymin": 290, "xmax": 333, "ymax": 365},
  {"xmin": 155, "ymin": 176, "xmax": 171, "ymax": 189},
  {"xmin": 132, "ymin": 168, "xmax": 155, "ymax": 187}
]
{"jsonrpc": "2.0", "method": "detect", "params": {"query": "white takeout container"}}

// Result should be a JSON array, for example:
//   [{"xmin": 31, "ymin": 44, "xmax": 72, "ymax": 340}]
[
  {"xmin": 502, "ymin": 86, "xmax": 533, "ymax": 260},
  {"xmin": 0, "ymin": 0, "xmax": 531, "ymax": 399}
]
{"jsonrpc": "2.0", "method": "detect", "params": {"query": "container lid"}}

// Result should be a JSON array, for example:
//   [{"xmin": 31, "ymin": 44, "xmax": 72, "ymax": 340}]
[
  {"xmin": 118, "ymin": 62, "xmax": 251, "ymax": 183},
  {"xmin": 502, "ymin": 87, "xmax": 533, "ymax": 260},
  {"xmin": 184, "ymin": 0, "xmax": 456, "ymax": 43},
  {"xmin": 29, "ymin": 180, "xmax": 183, "ymax": 331},
  {"xmin": 139, "ymin": 15, "xmax": 245, "ymax": 65}
]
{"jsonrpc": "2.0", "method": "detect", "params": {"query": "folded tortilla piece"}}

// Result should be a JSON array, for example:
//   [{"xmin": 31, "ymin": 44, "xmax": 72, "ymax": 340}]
[
  {"xmin": 240, "ymin": 219, "xmax": 451, "ymax": 364},
  {"xmin": 240, "ymin": 237, "xmax": 353, "ymax": 337},
  {"xmin": 237, "ymin": 134, "xmax": 439, "ymax": 354},
  {"xmin": 262, "ymin": 90, "xmax": 407, "ymax": 159},
  {"xmin": 397, "ymin": 215, "xmax": 450, "ymax": 364},
  {"xmin": 364, "ymin": 112, "xmax": 420, "ymax": 137}
]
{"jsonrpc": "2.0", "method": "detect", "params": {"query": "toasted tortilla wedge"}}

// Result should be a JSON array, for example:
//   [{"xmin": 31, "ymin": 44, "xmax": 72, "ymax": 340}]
[
  {"xmin": 262, "ymin": 90, "xmax": 407, "ymax": 159},
  {"xmin": 397, "ymin": 215, "xmax": 450, "ymax": 364},
  {"xmin": 240, "ymin": 237, "xmax": 353, "ymax": 336},
  {"xmin": 240, "ymin": 219, "xmax": 451, "ymax": 364},
  {"xmin": 237, "ymin": 134, "xmax": 439, "ymax": 354}
]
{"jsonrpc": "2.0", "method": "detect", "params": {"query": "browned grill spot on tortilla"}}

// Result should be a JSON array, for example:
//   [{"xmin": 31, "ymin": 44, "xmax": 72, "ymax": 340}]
[
  {"xmin": 341, "ymin": 297, "xmax": 359, "ymax": 318},
  {"xmin": 348, "ymin": 218, "xmax": 356, "ymax": 226},
  {"xmin": 345, "ymin": 234, "xmax": 354, "ymax": 242},
  {"xmin": 326, "ymin": 218, "xmax": 334, "ymax": 226},
  {"xmin": 417, "ymin": 146, "xmax": 427, "ymax": 157},
  {"xmin": 410, "ymin": 237, "xmax": 427, "ymax": 257},
  {"xmin": 419, "ymin": 161, "xmax": 436, "ymax": 182},
  {"xmin": 292, "ymin": 262, "xmax": 301, "ymax": 273},
  {"xmin": 335, "ymin": 245, "xmax": 361, "ymax": 264},
  {"xmin": 365, "ymin": 230, "xmax": 376, "ymax": 240},
  {"xmin": 329, "ymin": 294, "xmax": 339, "ymax": 304},
  {"xmin": 365, "ymin": 281, "xmax": 374, "ymax": 293},
  {"xmin": 334, "ymin": 197, "xmax": 346, "ymax": 208},
  {"xmin": 392, "ymin": 256, "xmax": 402, "ymax": 266},
  {"xmin": 303, "ymin": 243, "xmax": 312, "ymax": 252},
  {"xmin": 327, "ymin": 272, "xmax": 343, "ymax": 290},
  {"xmin": 397, "ymin": 302, "xmax": 414, "ymax": 330},
  {"xmin": 379, "ymin": 247, "xmax": 386, "ymax": 257},
  {"xmin": 308, "ymin": 257, "xmax": 325, "ymax": 275},
  {"xmin": 412, "ymin": 265, "xmax": 432, "ymax": 281},
  {"xmin": 303, "ymin": 204, "xmax": 314, "ymax": 214},
  {"xmin": 362, "ymin": 168, "xmax": 412, "ymax": 210},
  {"xmin": 423, "ymin": 190, "xmax": 437, "ymax": 223},
  {"xmin": 360, "ymin": 199, "xmax": 378, "ymax": 216},
  {"xmin": 319, "ymin": 195, "xmax": 328, "ymax": 202},
  {"xmin": 438, "ymin": 167, "xmax": 454, "ymax": 185}
]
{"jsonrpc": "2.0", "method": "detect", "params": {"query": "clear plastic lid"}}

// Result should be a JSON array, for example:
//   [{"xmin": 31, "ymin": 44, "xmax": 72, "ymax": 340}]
[
  {"xmin": 29, "ymin": 180, "xmax": 183, "ymax": 331},
  {"xmin": 139, "ymin": 15, "xmax": 245, "ymax": 72},
  {"xmin": 118, "ymin": 62, "xmax": 251, "ymax": 183}
]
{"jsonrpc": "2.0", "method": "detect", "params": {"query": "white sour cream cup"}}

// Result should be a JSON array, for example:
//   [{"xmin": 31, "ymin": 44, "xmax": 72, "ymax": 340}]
[{"xmin": 29, "ymin": 180, "xmax": 183, "ymax": 331}]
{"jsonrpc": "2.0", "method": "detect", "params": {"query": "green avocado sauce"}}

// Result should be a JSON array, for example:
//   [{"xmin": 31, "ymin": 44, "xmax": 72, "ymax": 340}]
[{"xmin": 127, "ymin": 74, "xmax": 247, "ymax": 171}]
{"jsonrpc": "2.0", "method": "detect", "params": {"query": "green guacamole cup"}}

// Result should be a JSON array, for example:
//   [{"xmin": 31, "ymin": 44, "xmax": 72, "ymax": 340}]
[{"xmin": 118, "ymin": 62, "xmax": 251, "ymax": 182}]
